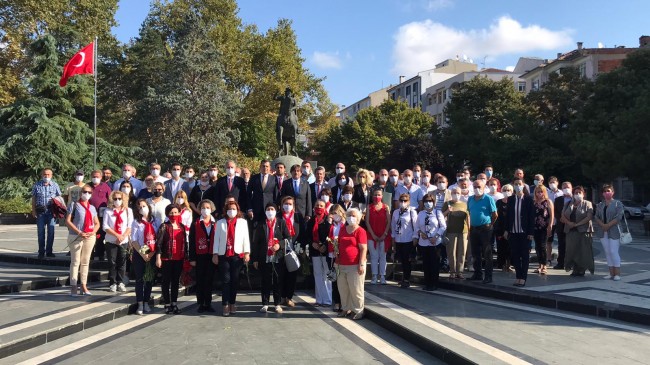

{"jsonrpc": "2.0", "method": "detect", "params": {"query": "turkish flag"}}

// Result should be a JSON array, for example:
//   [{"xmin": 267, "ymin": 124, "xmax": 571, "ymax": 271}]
[{"xmin": 59, "ymin": 42, "xmax": 94, "ymax": 87}]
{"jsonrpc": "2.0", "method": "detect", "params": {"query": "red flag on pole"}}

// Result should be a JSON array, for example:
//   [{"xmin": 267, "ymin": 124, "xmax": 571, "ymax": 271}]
[{"xmin": 59, "ymin": 42, "xmax": 94, "ymax": 87}]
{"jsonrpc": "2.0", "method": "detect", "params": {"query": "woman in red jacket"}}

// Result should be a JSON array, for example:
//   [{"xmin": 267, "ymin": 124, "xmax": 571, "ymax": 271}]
[
  {"xmin": 155, "ymin": 204, "xmax": 188, "ymax": 314},
  {"xmin": 189, "ymin": 199, "xmax": 217, "ymax": 313}
]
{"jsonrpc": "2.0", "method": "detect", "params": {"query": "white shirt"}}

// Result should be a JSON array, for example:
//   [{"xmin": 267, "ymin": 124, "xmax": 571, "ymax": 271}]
[
  {"xmin": 391, "ymin": 207, "xmax": 418, "ymax": 243},
  {"xmin": 103, "ymin": 207, "xmax": 133, "ymax": 244},
  {"xmin": 169, "ymin": 178, "xmax": 183, "ymax": 199},
  {"xmin": 420, "ymin": 184, "xmax": 436, "ymax": 194},
  {"xmin": 416, "ymin": 209, "xmax": 447, "ymax": 246},
  {"xmin": 147, "ymin": 197, "xmax": 171, "ymax": 231},
  {"xmin": 113, "ymin": 178, "xmax": 143, "ymax": 195},
  {"xmin": 393, "ymin": 183, "xmax": 425, "ymax": 208},
  {"xmin": 130, "ymin": 219, "xmax": 156, "ymax": 250},
  {"xmin": 154, "ymin": 176, "xmax": 169, "ymax": 183}
]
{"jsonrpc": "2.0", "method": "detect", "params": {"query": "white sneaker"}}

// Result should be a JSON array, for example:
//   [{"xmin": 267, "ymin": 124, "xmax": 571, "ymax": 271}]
[
  {"xmin": 613, "ymin": 275, "xmax": 621, "ymax": 281},
  {"xmin": 370, "ymin": 276, "xmax": 377, "ymax": 285},
  {"xmin": 136, "ymin": 303, "xmax": 144, "ymax": 315},
  {"xmin": 143, "ymin": 303, "xmax": 151, "ymax": 313},
  {"xmin": 380, "ymin": 275, "xmax": 387, "ymax": 285},
  {"xmin": 603, "ymin": 275, "xmax": 612, "ymax": 280},
  {"xmin": 259, "ymin": 305, "xmax": 268, "ymax": 313},
  {"xmin": 117, "ymin": 283, "xmax": 127, "ymax": 292},
  {"xmin": 275, "ymin": 305, "xmax": 283, "ymax": 313},
  {"xmin": 109, "ymin": 284, "xmax": 117, "ymax": 292}
]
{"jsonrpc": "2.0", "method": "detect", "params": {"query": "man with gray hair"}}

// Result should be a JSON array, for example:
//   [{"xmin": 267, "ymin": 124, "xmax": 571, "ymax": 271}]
[
  {"xmin": 112, "ymin": 163, "xmax": 143, "ymax": 195},
  {"xmin": 310, "ymin": 166, "xmax": 328, "ymax": 203}
]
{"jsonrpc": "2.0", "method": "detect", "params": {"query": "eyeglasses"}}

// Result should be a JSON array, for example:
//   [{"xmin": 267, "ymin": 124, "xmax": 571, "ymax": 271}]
[
  {"xmin": 399, "ymin": 199, "xmax": 409, "ymax": 202},
  {"xmin": 114, "ymin": 198, "xmax": 122, "ymax": 202},
  {"xmin": 153, "ymin": 189, "xmax": 163, "ymax": 192},
  {"xmin": 82, "ymin": 191, "xmax": 93, "ymax": 194}
]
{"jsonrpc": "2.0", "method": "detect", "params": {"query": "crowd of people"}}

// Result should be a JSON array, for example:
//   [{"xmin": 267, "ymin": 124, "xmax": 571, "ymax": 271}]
[{"xmin": 30, "ymin": 160, "xmax": 625, "ymax": 318}]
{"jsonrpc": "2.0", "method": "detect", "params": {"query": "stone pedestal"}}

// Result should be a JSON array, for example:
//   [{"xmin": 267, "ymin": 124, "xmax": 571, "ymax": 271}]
[{"xmin": 271, "ymin": 155, "xmax": 303, "ymax": 170}]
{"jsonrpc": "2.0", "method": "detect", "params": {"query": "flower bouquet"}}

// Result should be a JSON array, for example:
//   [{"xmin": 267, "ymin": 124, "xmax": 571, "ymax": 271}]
[{"xmin": 138, "ymin": 246, "xmax": 156, "ymax": 282}]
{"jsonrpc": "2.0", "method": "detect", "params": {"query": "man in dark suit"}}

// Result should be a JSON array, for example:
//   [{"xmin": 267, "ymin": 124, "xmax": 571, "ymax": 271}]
[
  {"xmin": 163, "ymin": 162, "xmax": 191, "ymax": 202},
  {"xmin": 310, "ymin": 166, "xmax": 328, "ymax": 204},
  {"xmin": 505, "ymin": 178, "xmax": 535, "ymax": 286},
  {"xmin": 280, "ymin": 164, "xmax": 312, "ymax": 220},
  {"xmin": 247, "ymin": 160, "xmax": 277, "ymax": 223},
  {"xmin": 214, "ymin": 160, "xmax": 248, "ymax": 215},
  {"xmin": 553, "ymin": 181, "xmax": 573, "ymax": 270}
]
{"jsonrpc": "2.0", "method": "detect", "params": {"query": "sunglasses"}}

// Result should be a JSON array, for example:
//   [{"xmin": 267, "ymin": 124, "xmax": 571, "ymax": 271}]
[
  {"xmin": 114, "ymin": 198, "xmax": 122, "ymax": 201},
  {"xmin": 153, "ymin": 189, "xmax": 163, "ymax": 192},
  {"xmin": 82, "ymin": 191, "xmax": 93, "ymax": 194},
  {"xmin": 399, "ymin": 199, "xmax": 409, "ymax": 202}
]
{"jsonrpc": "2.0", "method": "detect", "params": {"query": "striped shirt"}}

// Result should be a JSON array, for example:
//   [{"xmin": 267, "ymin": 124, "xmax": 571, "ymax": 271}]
[{"xmin": 31, "ymin": 180, "xmax": 62, "ymax": 208}]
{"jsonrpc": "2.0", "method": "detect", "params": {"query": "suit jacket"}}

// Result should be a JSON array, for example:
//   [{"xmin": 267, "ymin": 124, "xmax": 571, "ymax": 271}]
[
  {"xmin": 352, "ymin": 185, "xmax": 370, "ymax": 205},
  {"xmin": 212, "ymin": 217, "xmax": 250, "ymax": 255},
  {"xmin": 506, "ymin": 195, "xmax": 535, "ymax": 236},
  {"xmin": 554, "ymin": 195, "xmax": 568, "ymax": 230},
  {"xmin": 562, "ymin": 200, "xmax": 594, "ymax": 234},
  {"xmin": 279, "ymin": 211, "xmax": 306, "ymax": 246},
  {"xmin": 214, "ymin": 175, "xmax": 248, "ymax": 214},
  {"xmin": 310, "ymin": 181, "xmax": 328, "ymax": 204},
  {"xmin": 279, "ymin": 179, "xmax": 312, "ymax": 218},
  {"xmin": 163, "ymin": 179, "xmax": 191, "ymax": 202},
  {"xmin": 304, "ymin": 217, "xmax": 331, "ymax": 257},
  {"xmin": 251, "ymin": 218, "xmax": 290, "ymax": 263},
  {"xmin": 248, "ymin": 173, "xmax": 278, "ymax": 221}
]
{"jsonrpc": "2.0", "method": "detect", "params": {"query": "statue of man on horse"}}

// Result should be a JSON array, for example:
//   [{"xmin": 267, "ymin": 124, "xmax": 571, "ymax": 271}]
[{"xmin": 275, "ymin": 87, "xmax": 299, "ymax": 157}]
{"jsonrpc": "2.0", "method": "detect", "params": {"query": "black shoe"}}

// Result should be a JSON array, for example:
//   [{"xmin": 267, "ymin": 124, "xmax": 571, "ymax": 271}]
[
  {"xmin": 205, "ymin": 306, "xmax": 216, "ymax": 313},
  {"xmin": 46, "ymin": 253, "xmax": 56, "ymax": 258},
  {"xmin": 197, "ymin": 306, "xmax": 205, "ymax": 313},
  {"xmin": 165, "ymin": 306, "xmax": 174, "ymax": 314},
  {"xmin": 172, "ymin": 305, "xmax": 181, "ymax": 314},
  {"xmin": 37, "ymin": 253, "xmax": 44, "ymax": 259},
  {"xmin": 400, "ymin": 280, "xmax": 410, "ymax": 288},
  {"xmin": 553, "ymin": 264, "xmax": 564, "ymax": 270},
  {"xmin": 468, "ymin": 275, "xmax": 482, "ymax": 281},
  {"xmin": 482, "ymin": 277, "xmax": 493, "ymax": 284}
]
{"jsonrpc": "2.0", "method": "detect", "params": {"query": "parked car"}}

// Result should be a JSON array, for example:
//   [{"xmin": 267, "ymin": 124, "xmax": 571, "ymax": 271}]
[{"xmin": 619, "ymin": 200, "xmax": 650, "ymax": 219}]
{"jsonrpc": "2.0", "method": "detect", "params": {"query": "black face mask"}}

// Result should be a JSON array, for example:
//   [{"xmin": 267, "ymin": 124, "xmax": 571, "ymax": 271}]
[{"xmin": 153, "ymin": 191, "xmax": 163, "ymax": 197}]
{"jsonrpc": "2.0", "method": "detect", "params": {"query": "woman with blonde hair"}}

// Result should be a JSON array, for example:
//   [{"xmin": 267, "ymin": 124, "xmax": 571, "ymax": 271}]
[
  {"xmin": 533, "ymin": 184, "xmax": 554, "ymax": 275},
  {"xmin": 173, "ymin": 190, "xmax": 193, "ymax": 235},
  {"xmin": 103, "ymin": 190, "xmax": 133, "ymax": 293},
  {"xmin": 352, "ymin": 169, "xmax": 371, "ymax": 214}
]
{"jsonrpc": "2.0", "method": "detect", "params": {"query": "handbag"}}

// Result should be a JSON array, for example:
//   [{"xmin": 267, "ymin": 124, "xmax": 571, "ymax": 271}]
[
  {"xmin": 284, "ymin": 239, "xmax": 301, "ymax": 272},
  {"xmin": 619, "ymin": 209, "xmax": 633, "ymax": 244}
]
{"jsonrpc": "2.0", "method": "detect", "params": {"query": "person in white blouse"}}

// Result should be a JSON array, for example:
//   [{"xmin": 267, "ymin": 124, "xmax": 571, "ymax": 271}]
[
  {"xmin": 146, "ymin": 182, "xmax": 171, "ymax": 231},
  {"xmin": 420, "ymin": 170, "xmax": 436, "ymax": 195},
  {"xmin": 212, "ymin": 201, "xmax": 250, "ymax": 316},
  {"xmin": 391, "ymin": 193, "xmax": 419, "ymax": 288},
  {"xmin": 103, "ymin": 191, "xmax": 133, "ymax": 293},
  {"xmin": 416, "ymin": 195, "xmax": 447, "ymax": 291}
]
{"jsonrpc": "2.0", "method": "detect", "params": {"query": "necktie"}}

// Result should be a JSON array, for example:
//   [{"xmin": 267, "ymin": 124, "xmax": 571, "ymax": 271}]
[
  {"xmin": 317, "ymin": 184, "xmax": 321, "ymax": 197},
  {"xmin": 262, "ymin": 174, "xmax": 267, "ymax": 189},
  {"xmin": 228, "ymin": 177, "xmax": 232, "ymax": 191},
  {"xmin": 278, "ymin": 177, "xmax": 283, "ymax": 189},
  {"xmin": 294, "ymin": 180, "xmax": 299, "ymax": 194}
]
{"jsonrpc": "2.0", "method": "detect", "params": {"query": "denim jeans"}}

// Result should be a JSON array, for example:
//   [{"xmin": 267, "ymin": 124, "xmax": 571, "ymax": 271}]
[{"xmin": 37, "ymin": 211, "xmax": 56, "ymax": 255}]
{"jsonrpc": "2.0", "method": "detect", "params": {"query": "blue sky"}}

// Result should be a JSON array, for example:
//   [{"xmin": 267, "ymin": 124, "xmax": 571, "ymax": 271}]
[{"xmin": 114, "ymin": 0, "xmax": 648, "ymax": 107}]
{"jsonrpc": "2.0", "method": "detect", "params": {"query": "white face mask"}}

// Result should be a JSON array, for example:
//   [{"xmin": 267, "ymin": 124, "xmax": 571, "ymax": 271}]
[
  {"xmin": 343, "ymin": 194, "xmax": 352, "ymax": 202},
  {"xmin": 451, "ymin": 193, "xmax": 460, "ymax": 201},
  {"xmin": 389, "ymin": 176, "xmax": 398, "ymax": 183},
  {"xmin": 185, "ymin": 172, "xmax": 194, "ymax": 179},
  {"xmin": 227, "ymin": 167, "xmax": 235, "ymax": 176},
  {"xmin": 338, "ymin": 179, "xmax": 347, "ymax": 186},
  {"xmin": 209, "ymin": 170, "xmax": 218, "ymax": 178},
  {"xmin": 414, "ymin": 171, "xmax": 421, "ymax": 178},
  {"xmin": 474, "ymin": 187, "xmax": 483, "ymax": 196},
  {"xmin": 113, "ymin": 199, "xmax": 123, "ymax": 207},
  {"xmin": 302, "ymin": 168, "xmax": 310, "ymax": 175},
  {"xmin": 336, "ymin": 167, "xmax": 344, "ymax": 174},
  {"xmin": 549, "ymin": 183, "xmax": 558, "ymax": 190},
  {"xmin": 421, "ymin": 177, "xmax": 429, "ymax": 185},
  {"xmin": 573, "ymin": 194, "xmax": 583, "ymax": 202},
  {"xmin": 424, "ymin": 201, "xmax": 434, "ymax": 210},
  {"xmin": 563, "ymin": 188, "xmax": 572, "ymax": 196},
  {"xmin": 400, "ymin": 202, "xmax": 409, "ymax": 209},
  {"xmin": 201, "ymin": 208, "xmax": 211, "ymax": 217},
  {"xmin": 123, "ymin": 170, "xmax": 132, "ymax": 179},
  {"xmin": 176, "ymin": 198, "xmax": 185, "ymax": 205},
  {"xmin": 265, "ymin": 210, "xmax": 276, "ymax": 220},
  {"xmin": 171, "ymin": 170, "xmax": 181, "ymax": 178},
  {"xmin": 80, "ymin": 192, "xmax": 92, "ymax": 201},
  {"xmin": 488, "ymin": 185, "xmax": 496, "ymax": 194},
  {"xmin": 403, "ymin": 177, "xmax": 412, "ymax": 185},
  {"xmin": 75, "ymin": 175, "xmax": 84, "ymax": 183},
  {"xmin": 139, "ymin": 206, "xmax": 149, "ymax": 216},
  {"xmin": 321, "ymin": 195, "xmax": 330, "ymax": 203},
  {"xmin": 91, "ymin": 177, "xmax": 101, "ymax": 185},
  {"xmin": 227, "ymin": 209, "xmax": 237, "ymax": 218},
  {"xmin": 514, "ymin": 185, "xmax": 524, "ymax": 193},
  {"xmin": 459, "ymin": 195, "xmax": 469, "ymax": 202},
  {"xmin": 121, "ymin": 188, "xmax": 131, "ymax": 195},
  {"xmin": 503, "ymin": 191, "xmax": 513, "ymax": 198},
  {"xmin": 332, "ymin": 214, "xmax": 342, "ymax": 223},
  {"xmin": 379, "ymin": 175, "xmax": 388, "ymax": 183},
  {"xmin": 200, "ymin": 180, "xmax": 209, "ymax": 187},
  {"xmin": 282, "ymin": 204, "xmax": 293, "ymax": 213},
  {"xmin": 461, "ymin": 189, "xmax": 469, "ymax": 195},
  {"xmin": 151, "ymin": 169, "xmax": 160, "ymax": 177},
  {"xmin": 437, "ymin": 182, "xmax": 447, "ymax": 190},
  {"xmin": 346, "ymin": 216, "xmax": 357, "ymax": 225}
]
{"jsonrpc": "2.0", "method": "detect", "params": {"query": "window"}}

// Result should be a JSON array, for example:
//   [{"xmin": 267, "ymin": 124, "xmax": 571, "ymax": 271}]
[
  {"xmin": 578, "ymin": 63, "xmax": 587, "ymax": 77},
  {"xmin": 532, "ymin": 79, "xmax": 540, "ymax": 91},
  {"xmin": 391, "ymin": 92, "xmax": 396, "ymax": 100},
  {"xmin": 406, "ymin": 85, "xmax": 411, "ymax": 97},
  {"xmin": 517, "ymin": 81, "xmax": 526, "ymax": 92}
]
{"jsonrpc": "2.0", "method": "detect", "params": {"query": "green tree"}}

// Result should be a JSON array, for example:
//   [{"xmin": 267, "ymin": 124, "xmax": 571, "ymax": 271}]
[
  {"xmin": 572, "ymin": 49, "xmax": 650, "ymax": 183},
  {"xmin": 131, "ymin": 11, "xmax": 241, "ymax": 168},
  {"xmin": 442, "ymin": 76, "xmax": 527, "ymax": 173},
  {"xmin": 0, "ymin": 35, "xmax": 137, "ymax": 199}
]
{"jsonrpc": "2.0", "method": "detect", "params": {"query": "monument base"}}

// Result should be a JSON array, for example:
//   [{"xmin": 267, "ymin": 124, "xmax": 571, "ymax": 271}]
[{"xmin": 271, "ymin": 155, "xmax": 303, "ymax": 171}]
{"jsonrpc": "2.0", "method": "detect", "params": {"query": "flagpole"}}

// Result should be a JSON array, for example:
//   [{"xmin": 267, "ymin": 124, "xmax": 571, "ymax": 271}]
[{"xmin": 93, "ymin": 36, "xmax": 98, "ymax": 170}]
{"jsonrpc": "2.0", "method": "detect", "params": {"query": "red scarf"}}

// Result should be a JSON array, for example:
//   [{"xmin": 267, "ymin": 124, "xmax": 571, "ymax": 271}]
[
  {"xmin": 80, "ymin": 201, "xmax": 94, "ymax": 233},
  {"xmin": 226, "ymin": 218, "xmax": 237, "ymax": 257},
  {"xmin": 283, "ymin": 211, "xmax": 295, "ymax": 238},
  {"xmin": 194, "ymin": 219, "xmax": 215, "ymax": 255},
  {"xmin": 266, "ymin": 218, "xmax": 276, "ymax": 256},
  {"xmin": 312, "ymin": 210, "xmax": 326, "ymax": 243},
  {"xmin": 142, "ymin": 219, "xmax": 156, "ymax": 252},
  {"xmin": 113, "ymin": 208, "xmax": 124, "ymax": 234}
]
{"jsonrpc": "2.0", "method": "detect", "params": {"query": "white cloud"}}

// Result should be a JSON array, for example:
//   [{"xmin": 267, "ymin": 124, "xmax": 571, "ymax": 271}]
[
  {"xmin": 312, "ymin": 51, "xmax": 343, "ymax": 69},
  {"xmin": 426, "ymin": 0, "xmax": 453, "ymax": 11},
  {"xmin": 392, "ymin": 16, "xmax": 573, "ymax": 76},
  {"xmin": 505, "ymin": 65, "xmax": 515, "ymax": 72}
]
